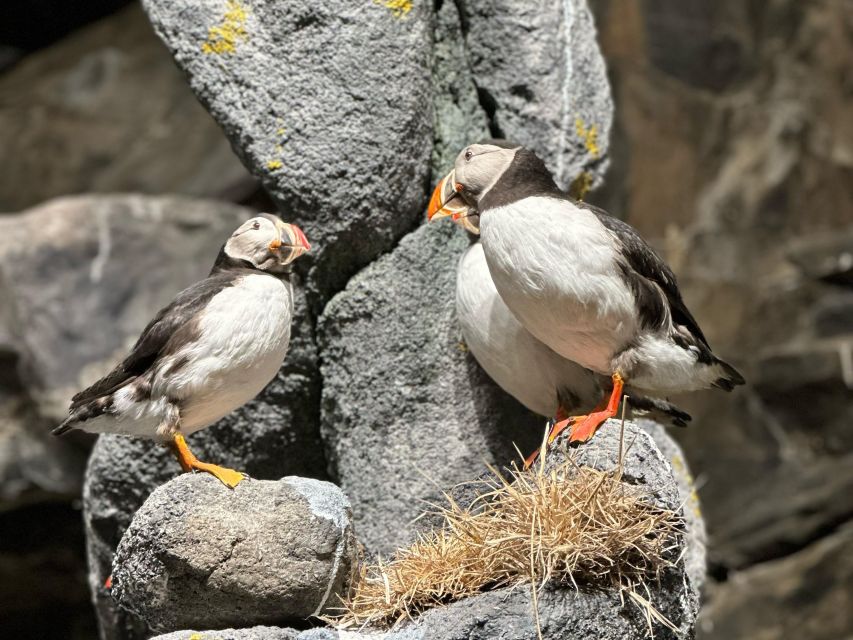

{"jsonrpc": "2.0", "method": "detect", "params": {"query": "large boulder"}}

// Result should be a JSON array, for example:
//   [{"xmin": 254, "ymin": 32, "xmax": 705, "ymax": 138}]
[
  {"xmin": 318, "ymin": 222, "xmax": 541, "ymax": 556},
  {"xmin": 140, "ymin": 0, "xmax": 434, "ymax": 303},
  {"xmin": 458, "ymin": 0, "xmax": 613, "ymax": 189},
  {"xmin": 153, "ymin": 421, "xmax": 699, "ymax": 640},
  {"xmin": 112, "ymin": 475, "xmax": 356, "ymax": 634},
  {"xmin": 0, "ymin": 4, "xmax": 253, "ymax": 212}
]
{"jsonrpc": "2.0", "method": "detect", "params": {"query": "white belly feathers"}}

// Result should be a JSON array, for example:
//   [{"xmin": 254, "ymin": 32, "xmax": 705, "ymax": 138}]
[
  {"xmin": 155, "ymin": 273, "xmax": 293, "ymax": 434},
  {"xmin": 480, "ymin": 197, "xmax": 637, "ymax": 374}
]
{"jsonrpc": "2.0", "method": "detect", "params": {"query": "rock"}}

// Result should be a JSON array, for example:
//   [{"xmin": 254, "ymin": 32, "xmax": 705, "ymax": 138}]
[
  {"xmin": 0, "ymin": 5, "xmax": 253, "ymax": 212},
  {"xmin": 639, "ymin": 420, "xmax": 708, "ymax": 592},
  {"xmin": 140, "ymin": 0, "xmax": 434, "ymax": 303},
  {"xmin": 112, "ymin": 474, "xmax": 356, "ymax": 634},
  {"xmin": 698, "ymin": 524, "xmax": 853, "ymax": 640},
  {"xmin": 431, "ymin": 0, "xmax": 490, "ymax": 178},
  {"xmin": 318, "ymin": 222, "xmax": 542, "ymax": 556},
  {"xmin": 459, "ymin": 0, "xmax": 613, "ymax": 189},
  {"xmin": 153, "ymin": 628, "xmax": 303, "ymax": 640},
  {"xmin": 156, "ymin": 421, "xmax": 699, "ymax": 640}
]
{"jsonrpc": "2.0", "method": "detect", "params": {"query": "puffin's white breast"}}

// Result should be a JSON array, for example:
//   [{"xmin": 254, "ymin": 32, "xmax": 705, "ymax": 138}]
[
  {"xmin": 480, "ymin": 196, "xmax": 637, "ymax": 374},
  {"xmin": 456, "ymin": 242, "xmax": 600, "ymax": 416},
  {"xmin": 158, "ymin": 273, "xmax": 294, "ymax": 433}
]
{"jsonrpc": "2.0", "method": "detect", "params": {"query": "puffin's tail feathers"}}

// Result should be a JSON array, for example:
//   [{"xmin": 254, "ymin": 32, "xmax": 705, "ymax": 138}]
[
  {"xmin": 629, "ymin": 395, "xmax": 692, "ymax": 428},
  {"xmin": 712, "ymin": 358, "xmax": 746, "ymax": 392},
  {"xmin": 52, "ymin": 416, "xmax": 78, "ymax": 436}
]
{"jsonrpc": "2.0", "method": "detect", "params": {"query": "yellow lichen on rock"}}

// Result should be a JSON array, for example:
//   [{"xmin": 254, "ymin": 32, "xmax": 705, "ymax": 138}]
[
  {"xmin": 569, "ymin": 170, "xmax": 593, "ymax": 201},
  {"xmin": 575, "ymin": 116, "xmax": 600, "ymax": 158},
  {"xmin": 266, "ymin": 160, "xmax": 283, "ymax": 170},
  {"xmin": 374, "ymin": 0, "xmax": 413, "ymax": 19},
  {"xmin": 201, "ymin": 0, "xmax": 249, "ymax": 55}
]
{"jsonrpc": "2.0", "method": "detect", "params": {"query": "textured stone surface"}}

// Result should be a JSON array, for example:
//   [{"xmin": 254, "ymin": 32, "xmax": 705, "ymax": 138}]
[
  {"xmin": 156, "ymin": 422, "xmax": 698, "ymax": 640},
  {"xmin": 639, "ymin": 420, "xmax": 707, "ymax": 592},
  {"xmin": 431, "ymin": 0, "xmax": 490, "ymax": 178},
  {"xmin": 140, "ymin": 0, "xmax": 433, "ymax": 302},
  {"xmin": 153, "ymin": 628, "xmax": 302, "ymax": 640},
  {"xmin": 459, "ymin": 0, "xmax": 613, "ymax": 189},
  {"xmin": 112, "ymin": 475, "xmax": 356, "ymax": 633},
  {"xmin": 319, "ymin": 222, "xmax": 541, "ymax": 556},
  {"xmin": 699, "ymin": 524, "xmax": 853, "ymax": 640},
  {"xmin": 0, "ymin": 4, "xmax": 253, "ymax": 212}
]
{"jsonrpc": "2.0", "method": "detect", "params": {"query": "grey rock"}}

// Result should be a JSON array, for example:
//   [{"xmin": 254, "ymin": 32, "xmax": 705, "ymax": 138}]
[
  {"xmin": 140, "ymin": 0, "xmax": 434, "ymax": 303},
  {"xmin": 319, "ymin": 222, "xmax": 542, "ymax": 556},
  {"xmin": 459, "ymin": 0, "xmax": 613, "ymax": 189},
  {"xmin": 639, "ymin": 419, "xmax": 708, "ymax": 592},
  {"xmin": 0, "ymin": 4, "xmax": 253, "ymax": 212},
  {"xmin": 112, "ymin": 474, "xmax": 356, "ymax": 634},
  {"xmin": 698, "ymin": 524, "xmax": 853, "ymax": 640},
  {"xmin": 160, "ymin": 422, "xmax": 698, "ymax": 640},
  {"xmin": 153, "ymin": 628, "xmax": 302, "ymax": 640},
  {"xmin": 431, "ymin": 0, "xmax": 490, "ymax": 178}
]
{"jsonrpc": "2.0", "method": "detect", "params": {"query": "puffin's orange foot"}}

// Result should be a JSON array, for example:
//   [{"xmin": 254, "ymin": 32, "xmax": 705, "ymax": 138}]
[
  {"xmin": 188, "ymin": 461, "xmax": 246, "ymax": 488},
  {"xmin": 523, "ymin": 416, "xmax": 581, "ymax": 469},
  {"xmin": 568, "ymin": 411, "xmax": 611, "ymax": 443},
  {"xmin": 169, "ymin": 433, "xmax": 246, "ymax": 488}
]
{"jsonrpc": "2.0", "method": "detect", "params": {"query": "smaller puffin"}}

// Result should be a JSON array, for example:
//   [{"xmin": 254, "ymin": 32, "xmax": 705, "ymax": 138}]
[
  {"xmin": 451, "ymin": 212, "xmax": 690, "ymax": 466},
  {"xmin": 430, "ymin": 141, "xmax": 743, "ymax": 446},
  {"xmin": 53, "ymin": 214, "xmax": 310, "ymax": 487}
]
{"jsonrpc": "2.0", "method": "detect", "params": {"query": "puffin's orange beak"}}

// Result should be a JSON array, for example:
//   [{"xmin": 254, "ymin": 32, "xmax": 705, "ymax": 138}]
[
  {"xmin": 427, "ymin": 170, "xmax": 470, "ymax": 222},
  {"xmin": 272, "ymin": 221, "xmax": 310, "ymax": 265}
]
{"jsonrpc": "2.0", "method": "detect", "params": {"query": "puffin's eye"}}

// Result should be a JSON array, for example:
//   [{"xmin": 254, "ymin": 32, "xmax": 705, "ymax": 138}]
[
  {"xmin": 252, "ymin": 221, "xmax": 261, "ymax": 230},
  {"xmin": 464, "ymin": 149, "xmax": 473, "ymax": 161}
]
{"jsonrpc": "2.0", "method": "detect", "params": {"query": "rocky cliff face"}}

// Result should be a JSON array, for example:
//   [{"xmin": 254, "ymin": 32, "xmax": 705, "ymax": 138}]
[{"xmin": 1, "ymin": 0, "xmax": 847, "ymax": 639}]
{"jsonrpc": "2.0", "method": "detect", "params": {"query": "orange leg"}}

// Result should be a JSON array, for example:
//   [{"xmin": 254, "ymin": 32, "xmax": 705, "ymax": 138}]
[
  {"xmin": 523, "ymin": 414, "xmax": 579, "ymax": 469},
  {"xmin": 168, "ymin": 433, "xmax": 245, "ymax": 488},
  {"xmin": 569, "ymin": 373, "xmax": 625, "ymax": 443}
]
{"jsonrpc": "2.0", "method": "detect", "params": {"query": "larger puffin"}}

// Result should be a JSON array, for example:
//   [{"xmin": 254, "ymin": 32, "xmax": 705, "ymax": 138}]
[
  {"xmin": 429, "ymin": 141, "xmax": 743, "ymax": 445},
  {"xmin": 450, "ymin": 213, "xmax": 690, "ymax": 466},
  {"xmin": 53, "ymin": 214, "xmax": 310, "ymax": 487}
]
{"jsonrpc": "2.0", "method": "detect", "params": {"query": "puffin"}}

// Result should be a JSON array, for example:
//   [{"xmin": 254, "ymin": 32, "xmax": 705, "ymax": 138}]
[
  {"xmin": 450, "ymin": 212, "xmax": 690, "ymax": 466},
  {"xmin": 52, "ymin": 214, "xmax": 310, "ymax": 487},
  {"xmin": 429, "ymin": 141, "xmax": 744, "ymax": 446}
]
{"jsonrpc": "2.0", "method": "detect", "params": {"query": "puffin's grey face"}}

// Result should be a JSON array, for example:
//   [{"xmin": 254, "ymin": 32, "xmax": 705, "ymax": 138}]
[
  {"xmin": 427, "ymin": 143, "xmax": 519, "ymax": 224},
  {"xmin": 224, "ymin": 214, "xmax": 311, "ymax": 273}
]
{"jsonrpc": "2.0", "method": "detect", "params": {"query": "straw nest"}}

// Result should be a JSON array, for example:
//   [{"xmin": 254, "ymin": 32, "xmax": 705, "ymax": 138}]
[{"xmin": 330, "ymin": 448, "xmax": 685, "ymax": 633}]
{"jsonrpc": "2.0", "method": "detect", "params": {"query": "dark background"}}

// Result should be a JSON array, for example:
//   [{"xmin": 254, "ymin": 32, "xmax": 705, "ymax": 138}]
[{"xmin": 1, "ymin": 1, "xmax": 851, "ymax": 638}]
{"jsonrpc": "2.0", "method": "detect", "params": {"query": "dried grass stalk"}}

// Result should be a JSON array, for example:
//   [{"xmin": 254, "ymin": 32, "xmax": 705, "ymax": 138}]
[{"xmin": 330, "ymin": 453, "xmax": 684, "ymax": 632}]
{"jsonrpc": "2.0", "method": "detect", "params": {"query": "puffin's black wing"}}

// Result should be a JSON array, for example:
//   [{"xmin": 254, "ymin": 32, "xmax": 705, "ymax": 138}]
[
  {"xmin": 67, "ymin": 271, "xmax": 244, "ymax": 413},
  {"xmin": 579, "ymin": 202, "xmax": 709, "ymax": 348}
]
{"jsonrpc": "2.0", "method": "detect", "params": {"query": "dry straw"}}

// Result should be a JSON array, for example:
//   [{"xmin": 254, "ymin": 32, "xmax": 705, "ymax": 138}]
[{"xmin": 330, "ymin": 426, "xmax": 685, "ymax": 635}]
